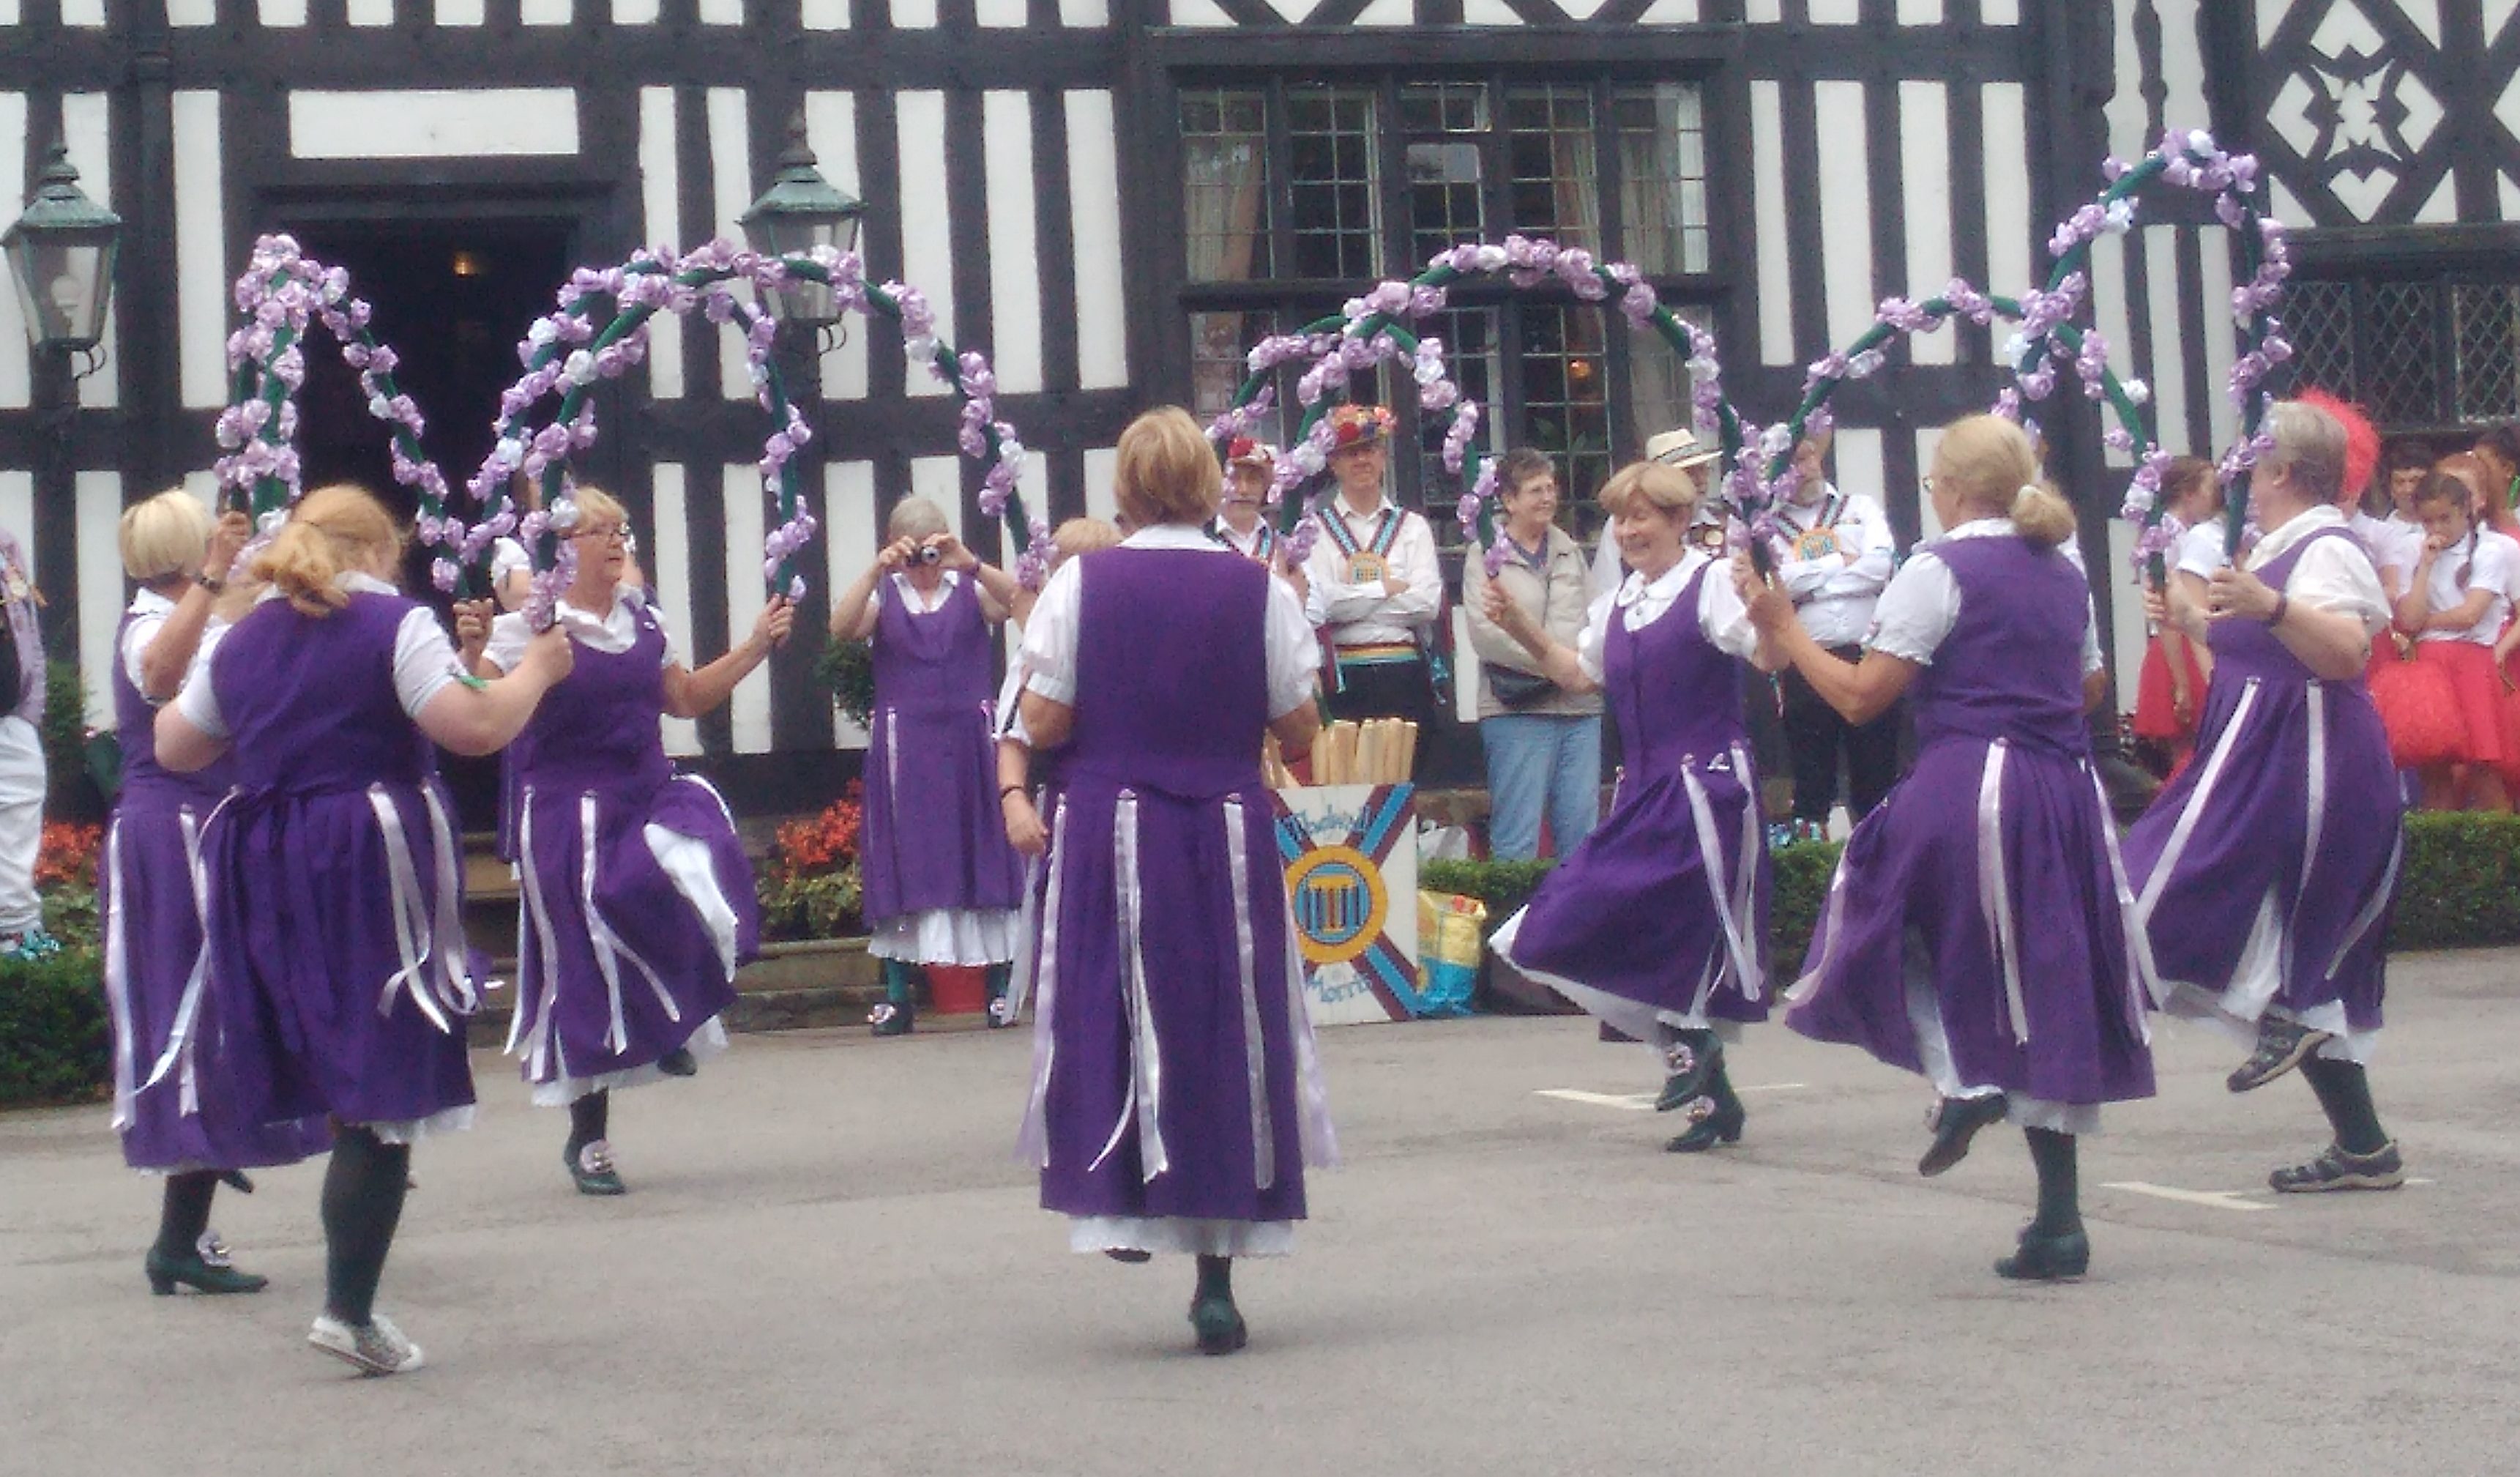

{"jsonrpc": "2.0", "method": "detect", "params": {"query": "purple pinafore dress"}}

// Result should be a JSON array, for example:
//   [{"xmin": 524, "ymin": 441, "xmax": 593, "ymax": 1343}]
[
  {"xmin": 1788, "ymin": 535, "xmax": 2156, "ymax": 1115},
  {"xmin": 2122, "ymin": 524, "xmax": 2399, "ymax": 1046},
  {"xmin": 202, "ymin": 592, "xmax": 478, "ymax": 1136},
  {"xmin": 1019, "ymin": 547, "xmax": 1333, "ymax": 1253},
  {"xmin": 102, "ymin": 609, "xmax": 329, "ymax": 1171},
  {"xmin": 1494, "ymin": 560, "xmax": 1770, "ymax": 1038},
  {"xmin": 505, "ymin": 598, "xmax": 756, "ymax": 1102},
  {"xmin": 862, "ymin": 575, "xmax": 1022, "ymax": 936}
]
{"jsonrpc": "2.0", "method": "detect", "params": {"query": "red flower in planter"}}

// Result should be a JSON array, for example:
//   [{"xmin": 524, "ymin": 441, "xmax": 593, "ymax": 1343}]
[
  {"xmin": 36, "ymin": 821, "xmax": 102, "ymax": 891},
  {"xmin": 770, "ymin": 781, "xmax": 864, "ymax": 883}
]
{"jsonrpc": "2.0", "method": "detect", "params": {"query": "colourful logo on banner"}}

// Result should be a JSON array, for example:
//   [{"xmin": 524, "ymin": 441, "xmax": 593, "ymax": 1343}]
[{"xmin": 1273, "ymin": 783, "xmax": 1417, "ymax": 1021}]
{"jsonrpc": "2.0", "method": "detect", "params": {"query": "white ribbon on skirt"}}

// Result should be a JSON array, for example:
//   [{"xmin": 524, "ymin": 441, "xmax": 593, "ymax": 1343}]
[
  {"xmin": 1975, "ymin": 740, "xmax": 2030, "ymax": 1044},
  {"xmin": 1015, "ymin": 795, "xmax": 1069, "ymax": 1169},
  {"xmin": 1223, "ymin": 796, "xmax": 1277, "ymax": 1191},
  {"xmin": 1090, "ymin": 790, "xmax": 1170, "ymax": 1182}
]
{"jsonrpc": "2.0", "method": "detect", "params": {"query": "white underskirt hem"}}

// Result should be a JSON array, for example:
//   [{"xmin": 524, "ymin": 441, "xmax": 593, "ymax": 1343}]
[
  {"xmin": 1067, "ymin": 1216, "xmax": 1296, "ymax": 1258},
  {"xmin": 868, "ymin": 907, "xmax": 1018, "ymax": 965},
  {"xmin": 2153, "ymin": 983, "xmax": 2382, "ymax": 1067},
  {"xmin": 359, "ymin": 1105, "xmax": 476, "ymax": 1145},
  {"xmin": 529, "ymin": 1016, "xmax": 730, "ymax": 1106},
  {"xmin": 1906, "ymin": 978, "xmax": 2103, "ymax": 1136},
  {"xmin": 1494, "ymin": 908, "xmax": 1745, "ymax": 1064}
]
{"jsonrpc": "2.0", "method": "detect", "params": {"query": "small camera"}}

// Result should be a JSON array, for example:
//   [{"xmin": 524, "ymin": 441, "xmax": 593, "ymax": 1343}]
[{"xmin": 914, "ymin": 544, "xmax": 944, "ymax": 565}]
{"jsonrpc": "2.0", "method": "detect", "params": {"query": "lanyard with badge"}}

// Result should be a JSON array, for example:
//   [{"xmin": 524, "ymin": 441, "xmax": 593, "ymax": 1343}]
[{"xmin": 1320, "ymin": 505, "xmax": 1401, "ymax": 587}]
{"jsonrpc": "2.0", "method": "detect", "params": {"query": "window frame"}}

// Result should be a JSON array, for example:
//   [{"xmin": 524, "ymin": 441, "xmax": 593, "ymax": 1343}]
[
  {"xmin": 1149, "ymin": 37, "xmax": 1745, "ymax": 535},
  {"xmin": 2286, "ymin": 223, "xmax": 2520, "ymax": 434}
]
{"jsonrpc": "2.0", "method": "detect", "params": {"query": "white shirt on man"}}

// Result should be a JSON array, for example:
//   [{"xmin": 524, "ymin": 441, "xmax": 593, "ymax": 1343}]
[
  {"xmin": 1024, "ymin": 524, "xmax": 1320, "ymax": 719},
  {"xmin": 1300, "ymin": 495, "xmax": 1441, "ymax": 646},
  {"xmin": 1769, "ymin": 482, "xmax": 1895, "ymax": 649}
]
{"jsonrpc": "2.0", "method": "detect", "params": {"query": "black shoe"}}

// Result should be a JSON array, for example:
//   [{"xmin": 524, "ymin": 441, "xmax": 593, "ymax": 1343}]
[
  {"xmin": 1189, "ymin": 1292, "xmax": 1248, "ymax": 1355},
  {"xmin": 1103, "ymin": 1249, "xmax": 1152, "ymax": 1265},
  {"xmin": 2227, "ymin": 1016, "xmax": 2333, "ymax": 1093},
  {"xmin": 1917, "ymin": 1093, "xmax": 2009, "ymax": 1177},
  {"xmin": 146, "ymin": 1245, "xmax": 268, "ymax": 1295},
  {"xmin": 1994, "ymin": 1224, "xmax": 2090, "ymax": 1281},
  {"xmin": 1664, "ymin": 1093, "xmax": 1745, "ymax": 1153},
  {"xmin": 657, "ymin": 1046, "xmax": 698, "ymax": 1077},
  {"xmin": 217, "ymin": 1169, "xmax": 256, "ymax": 1194},
  {"xmin": 566, "ymin": 1139, "xmax": 627, "ymax": 1196},
  {"xmin": 870, "ymin": 1002, "xmax": 914, "ymax": 1038},
  {"xmin": 986, "ymin": 996, "xmax": 1018, "ymax": 1029},
  {"xmin": 2270, "ymin": 1140, "xmax": 2404, "ymax": 1193},
  {"xmin": 1652, "ymin": 1030, "xmax": 1720, "ymax": 1113}
]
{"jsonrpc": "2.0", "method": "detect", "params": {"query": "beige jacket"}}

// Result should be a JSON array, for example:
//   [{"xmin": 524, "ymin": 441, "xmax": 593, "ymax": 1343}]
[{"xmin": 1461, "ymin": 526, "xmax": 1604, "ymax": 721}]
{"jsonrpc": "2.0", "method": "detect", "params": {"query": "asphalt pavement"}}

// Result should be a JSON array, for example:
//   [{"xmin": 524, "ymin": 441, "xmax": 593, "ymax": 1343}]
[{"xmin": 7, "ymin": 949, "xmax": 2519, "ymax": 1477}]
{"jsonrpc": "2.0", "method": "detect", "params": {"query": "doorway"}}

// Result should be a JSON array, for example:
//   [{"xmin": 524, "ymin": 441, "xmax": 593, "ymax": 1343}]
[{"xmin": 281, "ymin": 215, "xmax": 580, "ymax": 830}]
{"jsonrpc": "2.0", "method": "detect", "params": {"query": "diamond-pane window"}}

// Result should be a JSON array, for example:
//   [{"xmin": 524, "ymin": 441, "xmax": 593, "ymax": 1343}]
[
  {"xmin": 2286, "ymin": 280, "xmax": 2355, "ymax": 401},
  {"xmin": 2363, "ymin": 281, "xmax": 2442, "ymax": 428},
  {"xmin": 2454, "ymin": 284, "xmax": 2520, "ymax": 422}
]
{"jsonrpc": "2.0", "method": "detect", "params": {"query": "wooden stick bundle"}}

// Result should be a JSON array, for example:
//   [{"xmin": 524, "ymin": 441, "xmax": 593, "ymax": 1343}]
[{"xmin": 1276, "ymin": 718, "xmax": 1420, "ymax": 788}]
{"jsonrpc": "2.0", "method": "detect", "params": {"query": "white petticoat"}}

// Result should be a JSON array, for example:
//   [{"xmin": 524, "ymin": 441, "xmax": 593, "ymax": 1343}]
[
  {"xmin": 1067, "ymin": 1216, "xmax": 1296, "ymax": 1258},
  {"xmin": 868, "ymin": 907, "xmax": 1018, "ymax": 965}
]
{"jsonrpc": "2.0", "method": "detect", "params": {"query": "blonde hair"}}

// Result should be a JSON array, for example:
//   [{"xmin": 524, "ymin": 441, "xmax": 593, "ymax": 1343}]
[
  {"xmin": 252, "ymin": 483, "xmax": 404, "ymax": 617},
  {"xmin": 119, "ymin": 488, "xmax": 213, "ymax": 584},
  {"xmin": 1052, "ymin": 516, "xmax": 1122, "ymax": 564},
  {"xmin": 1596, "ymin": 460, "xmax": 1703, "ymax": 525},
  {"xmin": 1114, "ymin": 407, "xmax": 1223, "ymax": 528},
  {"xmin": 887, "ymin": 496, "xmax": 949, "ymax": 543},
  {"xmin": 568, "ymin": 485, "xmax": 627, "ymax": 533},
  {"xmin": 1934, "ymin": 414, "xmax": 2075, "ymax": 548}
]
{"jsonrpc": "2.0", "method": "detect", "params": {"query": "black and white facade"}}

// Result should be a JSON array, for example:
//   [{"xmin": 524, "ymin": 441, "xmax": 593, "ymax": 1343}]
[{"xmin": 8, "ymin": 0, "xmax": 2519, "ymax": 801}]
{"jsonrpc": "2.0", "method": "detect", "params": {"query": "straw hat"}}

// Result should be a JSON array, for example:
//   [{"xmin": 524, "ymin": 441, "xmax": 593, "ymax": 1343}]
[
  {"xmin": 1327, "ymin": 403, "xmax": 1397, "ymax": 450},
  {"xmin": 1645, "ymin": 428, "xmax": 1721, "ymax": 471}
]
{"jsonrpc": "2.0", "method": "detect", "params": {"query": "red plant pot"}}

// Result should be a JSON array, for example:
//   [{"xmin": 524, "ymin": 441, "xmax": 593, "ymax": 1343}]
[{"xmin": 926, "ymin": 964, "xmax": 988, "ymax": 1016}]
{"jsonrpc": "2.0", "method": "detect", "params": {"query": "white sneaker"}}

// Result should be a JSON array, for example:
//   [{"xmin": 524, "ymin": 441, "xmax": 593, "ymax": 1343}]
[{"xmin": 308, "ymin": 1313, "xmax": 425, "ymax": 1376}]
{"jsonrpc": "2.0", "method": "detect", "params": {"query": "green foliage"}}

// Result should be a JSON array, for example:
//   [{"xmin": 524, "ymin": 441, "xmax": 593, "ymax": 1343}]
[
  {"xmin": 1425, "ymin": 842, "xmax": 1845, "ymax": 964},
  {"xmin": 816, "ymin": 638, "xmax": 877, "ymax": 731},
  {"xmin": 760, "ymin": 863, "xmax": 865, "ymax": 945},
  {"xmin": 43, "ymin": 661, "xmax": 110, "ymax": 822},
  {"xmin": 44, "ymin": 883, "xmax": 99, "ymax": 957},
  {"xmin": 2393, "ymin": 812, "xmax": 2520, "ymax": 950},
  {"xmin": 0, "ymin": 948, "xmax": 107, "ymax": 1109}
]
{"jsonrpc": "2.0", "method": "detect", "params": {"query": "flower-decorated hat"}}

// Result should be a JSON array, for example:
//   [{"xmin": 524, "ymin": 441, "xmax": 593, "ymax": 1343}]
[
  {"xmin": 1645, "ymin": 427, "xmax": 1722, "ymax": 472},
  {"xmin": 1327, "ymin": 403, "xmax": 1397, "ymax": 451},
  {"xmin": 1226, "ymin": 436, "xmax": 1278, "ymax": 471}
]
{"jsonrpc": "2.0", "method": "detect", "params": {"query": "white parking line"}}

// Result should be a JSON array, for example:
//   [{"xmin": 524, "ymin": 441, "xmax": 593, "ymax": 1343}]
[
  {"xmin": 1536, "ymin": 1085, "xmax": 1806, "ymax": 1113},
  {"xmin": 2103, "ymin": 1181, "xmax": 2272, "ymax": 1213}
]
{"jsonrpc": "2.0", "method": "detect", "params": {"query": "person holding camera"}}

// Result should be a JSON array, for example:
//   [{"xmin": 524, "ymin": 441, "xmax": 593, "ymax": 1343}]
[
  {"xmin": 1462, "ymin": 447, "xmax": 1602, "ymax": 861},
  {"xmin": 831, "ymin": 495, "xmax": 1026, "ymax": 1035}
]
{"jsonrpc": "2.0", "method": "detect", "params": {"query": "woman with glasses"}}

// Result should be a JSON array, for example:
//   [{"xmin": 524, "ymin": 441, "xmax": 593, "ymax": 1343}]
[{"xmin": 475, "ymin": 488, "xmax": 792, "ymax": 1196}]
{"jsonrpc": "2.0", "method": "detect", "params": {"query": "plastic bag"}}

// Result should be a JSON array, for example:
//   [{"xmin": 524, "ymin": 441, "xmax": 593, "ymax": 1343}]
[
  {"xmin": 1414, "ymin": 890, "xmax": 1485, "ymax": 1018},
  {"xmin": 1419, "ymin": 822, "xmax": 1472, "ymax": 863}
]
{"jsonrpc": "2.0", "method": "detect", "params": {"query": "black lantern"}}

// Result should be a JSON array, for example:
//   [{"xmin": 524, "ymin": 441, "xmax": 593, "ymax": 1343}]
[
  {"xmin": 3, "ymin": 143, "xmax": 121, "ymax": 356},
  {"xmin": 739, "ymin": 110, "xmax": 865, "ymax": 329}
]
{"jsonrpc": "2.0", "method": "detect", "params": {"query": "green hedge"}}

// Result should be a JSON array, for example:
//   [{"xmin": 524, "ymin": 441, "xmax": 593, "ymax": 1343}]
[
  {"xmin": 1425, "ymin": 844, "xmax": 1844, "ymax": 967},
  {"xmin": 0, "ymin": 948, "xmax": 107, "ymax": 1109},
  {"xmin": 1425, "ymin": 811, "xmax": 2520, "ymax": 971}
]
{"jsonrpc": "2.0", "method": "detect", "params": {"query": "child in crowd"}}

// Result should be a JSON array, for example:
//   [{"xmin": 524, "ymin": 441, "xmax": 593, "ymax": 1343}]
[
  {"xmin": 2395, "ymin": 470, "xmax": 2520, "ymax": 811},
  {"xmin": 2131, "ymin": 456, "xmax": 2222, "ymax": 775}
]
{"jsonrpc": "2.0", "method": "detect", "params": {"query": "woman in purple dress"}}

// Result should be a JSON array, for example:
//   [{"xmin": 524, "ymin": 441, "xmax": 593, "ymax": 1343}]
[
  {"xmin": 2128, "ymin": 399, "xmax": 2405, "ymax": 1193},
  {"xmin": 1016, "ymin": 406, "xmax": 1330, "ymax": 1355},
  {"xmin": 157, "ymin": 485, "xmax": 573, "ymax": 1376},
  {"xmin": 477, "ymin": 488, "xmax": 789, "ymax": 1196},
  {"xmin": 1740, "ymin": 415, "xmax": 2156, "ymax": 1282},
  {"xmin": 829, "ymin": 496, "xmax": 1026, "ymax": 1035},
  {"xmin": 106, "ymin": 490, "xmax": 330, "ymax": 1296},
  {"xmin": 1480, "ymin": 455, "xmax": 1783, "ymax": 1153}
]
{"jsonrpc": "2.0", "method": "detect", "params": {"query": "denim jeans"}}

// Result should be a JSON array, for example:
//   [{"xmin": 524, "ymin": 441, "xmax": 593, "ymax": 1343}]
[{"xmin": 1480, "ymin": 713, "xmax": 1603, "ymax": 861}]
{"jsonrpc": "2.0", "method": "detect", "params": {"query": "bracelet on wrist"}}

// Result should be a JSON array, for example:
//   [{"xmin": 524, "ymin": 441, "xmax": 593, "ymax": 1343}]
[{"xmin": 999, "ymin": 784, "xmax": 1027, "ymax": 800}]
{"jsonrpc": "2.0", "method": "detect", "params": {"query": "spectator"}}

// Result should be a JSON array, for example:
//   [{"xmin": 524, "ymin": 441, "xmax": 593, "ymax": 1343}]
[
  {"xmin": 1462, "ymin": 447, "xmax": 1603, "ymax": 861},
  {"xmin": 1766, "ymin": 429, "xmax": 1899, "ymax": 839},
  {"xmin": 2393, "ymin": 470, "xmax": 2518, "ymax": 811},
  {"xmin": 0, "ymin": 521, "xmax": 48, "ymax": 959},
  {"xmin": 1302, "ymin": 404, "xmax": 1442, "ymax": 738}
]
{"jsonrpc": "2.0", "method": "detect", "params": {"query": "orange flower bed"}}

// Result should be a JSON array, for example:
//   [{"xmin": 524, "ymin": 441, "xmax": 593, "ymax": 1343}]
[
  {"xmin": 36, "ymin": 821, "xmax": 102, "ymax": 891},
  {"xmin": 769, "ymin": 781, "xmax": 863, "ymax": 882}
]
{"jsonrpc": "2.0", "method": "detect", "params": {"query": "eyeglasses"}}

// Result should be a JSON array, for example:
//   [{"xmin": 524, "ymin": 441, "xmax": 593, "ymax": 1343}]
[{"xmin": 573, "ymin": 524, "xmax": 630, "ymax": 546}]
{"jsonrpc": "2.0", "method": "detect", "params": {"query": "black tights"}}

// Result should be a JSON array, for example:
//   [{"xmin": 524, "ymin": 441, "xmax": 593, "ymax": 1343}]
[
  {"xmin": 2024, "ymin": 1127, "xmax": 2080, "ymax": 1237},
  {"xmin": 2301, "ymin": 1057, "xmax": 2390, "ymax": 1155},
  {"xmin": 322, "ymin": 1126, "xmax": 412, "ymax": 1327},
  {"xmin": 567, "ymin": 1090, "xmax": 610, "ymax": 1157},
  {"xmin": 154, "ymin": 1170, "xmax": 219, "ymax": 1260},
  {"xmin": 1196, "ymin": 1254, "xmax": 1233, "ymax": 1304}
]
